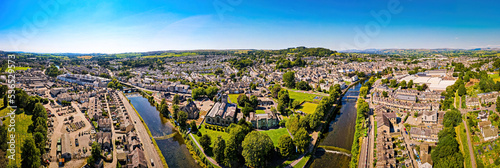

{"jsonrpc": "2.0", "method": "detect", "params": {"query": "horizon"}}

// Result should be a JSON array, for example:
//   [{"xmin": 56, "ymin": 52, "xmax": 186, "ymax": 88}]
[{"xmin": 1, "ymin": 0, "xmax": 500, "ymax": 53}]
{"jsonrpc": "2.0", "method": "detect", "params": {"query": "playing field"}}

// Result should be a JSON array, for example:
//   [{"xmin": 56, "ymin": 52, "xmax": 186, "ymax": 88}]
[
  {"xmin": 298, "ymin": 102, "xmax": 318, "ymax": 114},
  {"xmin": 288, "ymin": 90, "xmax": 322, "ymax": 102},
  {"xmin": 260, "ymin": 128, "xmax": 289, "ymax": 147}
]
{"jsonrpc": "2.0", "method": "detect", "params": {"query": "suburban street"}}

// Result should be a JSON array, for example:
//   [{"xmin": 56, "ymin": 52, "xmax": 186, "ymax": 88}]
[{"xmin": 118, "ymin": 92, "xmax": 164, "ymax": 168}]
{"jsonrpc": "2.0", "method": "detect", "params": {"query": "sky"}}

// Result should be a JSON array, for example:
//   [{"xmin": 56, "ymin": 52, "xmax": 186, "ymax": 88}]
[{"xmin": 0, "ymin": 0, "xmax": 499, "ymax": 53}]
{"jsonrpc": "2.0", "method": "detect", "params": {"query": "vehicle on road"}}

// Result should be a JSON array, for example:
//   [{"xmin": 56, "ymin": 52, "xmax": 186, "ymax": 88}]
[{"xmin": 151, "ymin": 159, "xmax": 154, "ymax": 166}]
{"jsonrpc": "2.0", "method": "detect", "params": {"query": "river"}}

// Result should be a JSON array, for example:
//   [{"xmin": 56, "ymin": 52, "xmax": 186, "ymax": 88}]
[
  {"xmin": 127, "ymin": 95, "xmax": 200, "ymax": 168},
  {"xmin": 309, "ymin": 82, "xmax": 363, "ymax": 168}
]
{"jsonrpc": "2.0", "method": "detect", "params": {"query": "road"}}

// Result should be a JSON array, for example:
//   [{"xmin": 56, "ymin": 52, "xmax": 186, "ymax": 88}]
[
  {"xmin": 118, "ymin": 92, "xmax": 164, "ymax": 168},
  {"xmin": 400, "ymin": 125, "xmax": 417, "ymax": 168},
  {"xmin": 462, "ymin": 119, "xmax": 476, "ymax": 168},
  {"xmin": 189, "ymin": 133, "xmax": 220, "ymax": 167}
]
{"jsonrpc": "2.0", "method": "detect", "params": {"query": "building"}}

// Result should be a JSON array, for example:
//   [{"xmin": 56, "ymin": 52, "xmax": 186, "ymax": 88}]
[
  {"xmin": 478, "ymin": 121, "xmax": 498, "ymax": 141},
  {"xmin": 180, "ymin": 100, "xmax": 200, "ymax": 119},
  {"xmin": 246, "ymin": 112, "xmax": 278, "ymax": 129},
  {"xmin": 205, "ymin": 96, "xmax": 237, "ymax": 126},
  {"xmin": 422, "ymin": 110, "xmax": 438, "ymax": 124},
  {"xmin": 57, "ymin": 73, "xmax": 111, "ymax": 87},
  {"xmin": 409, "ymin": 127, "xmax": 440, "ymax": 142},
  {"xmin": 127, "ymin": 148, "xmax": 148, "ymax": 168}
]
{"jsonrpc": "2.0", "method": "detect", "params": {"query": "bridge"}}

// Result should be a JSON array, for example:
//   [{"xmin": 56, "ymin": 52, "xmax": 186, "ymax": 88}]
[
  {"xmin": 316, "ymin": 148, "xmax": 351, "ymax": 157},
  {"xmin": 345, "ymin": 96, "xmax": 358, "ymax": 99},
  {"xmin": 153, "ymin": 132, "xmax": 177, "ymax": 140}
]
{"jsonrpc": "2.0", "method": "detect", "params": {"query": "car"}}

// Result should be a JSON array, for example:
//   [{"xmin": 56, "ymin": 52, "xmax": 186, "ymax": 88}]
[
  {"xmin": 134, "ymin": 120, "xmax": 137, "ymax": 124},
  {"xmin": 151, "ymin": 159, "xmax": 154, "ymax": 166}
]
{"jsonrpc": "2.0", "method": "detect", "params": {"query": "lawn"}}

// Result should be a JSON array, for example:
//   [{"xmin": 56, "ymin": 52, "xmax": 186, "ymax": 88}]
[
  {"xmin": 297, "ymin": 102, "xmax": 318, "ymax": 114},
  {"xmin": 255, "ymin": 110, "xmax": 266, "ymax": 114},
  {"xmin": 287, "ymin": 90, "xmax": 322, "ymax": 102},
  {"xmin": 193, "ymin": 124, "xmax": 231, "ymax": 151},
  {"xmin": 260, "ymin": 128, "xmax": 289, "ymax": 147},
  {"xmin": 294, "ymin": 154, "xmax": 311, "ymax": 168},
  {"xmin": 11, "ymin": 113, "xmax": 33, "ymax": 166},
  {"xmin": 4, "ymin": 67, "xmax": 30, "ymax": 72},
  {"xmin": 345, "ymin": 81, "xmax": 351, "ymax": 86},
  {"xmin": 457, "ymin": 123, "xmax": 472, "ymax": 168},
  {"xmin": 228, "ymin": 94, "xmax": 241, "ymax": 104},
  {"xmin": 489, "ymin": 73, "xmax": 500, "ymax": 83}
]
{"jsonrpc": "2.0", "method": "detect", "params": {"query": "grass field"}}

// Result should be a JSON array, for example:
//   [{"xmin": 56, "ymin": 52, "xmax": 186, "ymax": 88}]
[
  {"xmin": 4, "ymin": 67, "xmax": 30, "ymax": 72},
  {"xmin": 287, "ymin": 90, "xmax": 322, "ymax": 102},
  {"xmin": 260, "ymin": 128, "xmax": 289, "ymax": 147},
  {"xmin": 228, "ymin": 94, "xmax": 241, "ymax": 104},
  {"xmin": 193, "ymin": 124, "xmax": 231, "ymax": 152},
  {"xmin": 297, "ymin": 103, "xmax": 318, "ymax": 114},
  {"xmin": 489, "ymin": 74, "xmax": 500, "ymax": 83},
  {"xmin": 10, "ymin": 113, "xmax": 33, "ymax": 166},
  {"xmin": 457, "ymin": 123, "xmax": 472, "ymax": 168},
  {"xmin": 294, "ymin": 154, "xmax": 311, "ymax": 168},
  {"xmin": 77, "ymin": 56, "xmax": 93, "ymax": 59},
  {"xmin": 143, "ymin": 52, "xmax": 197, "ymax": 58},
  {"xmin": 255, "ymin": 110, "xmax": 266, "ymax": 114}
]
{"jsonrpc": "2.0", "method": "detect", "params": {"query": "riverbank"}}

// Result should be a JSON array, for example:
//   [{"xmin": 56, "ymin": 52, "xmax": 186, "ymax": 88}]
[{"xmin": 126, "ymin": 97, "xmax": 169, "ymax": 168}]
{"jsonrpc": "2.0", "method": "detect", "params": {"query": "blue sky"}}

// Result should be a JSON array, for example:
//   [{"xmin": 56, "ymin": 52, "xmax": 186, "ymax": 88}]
[{"xmin": 0, "ymin": 0, "xmax": 499, "ymax": 53}]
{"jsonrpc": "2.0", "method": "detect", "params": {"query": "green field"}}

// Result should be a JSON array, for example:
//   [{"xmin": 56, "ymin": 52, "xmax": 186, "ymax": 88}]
[
  {"xmin": 260, "ymin": 128, "xmax": 289, "ymax": 147},
  {"xmin": 193, "ymin": 124, "xmax": 231, "ymax": 152},
  {"xmin": 297, "ymin": 102, "xmax": 318, "ymax": 114},
  {"xmin": 3, "ymin": 67, "xmax": 30, "ymax": 72},
  {"xmin": 255, "ymin": 110, "xmax": 266, "ymax": 114},
  {"xmin": 457, "ymin": 123, "xmax": 472, "ymax": 168},
  {"xmin": 142, "ymin": 52, "xmax": 197, "ymax": 58},
  {"xmin": 489, "ymin": 73, "xmax": 500, "ymax": 82},
  {"xmin": 10, "ymin": 113, "xmax": 33, "ymax": 166},
  {"xmin": 228, "ymin": 94, "xmax": 241, "ymax": 104},
  {"xmin": 288, "ymin": 90, "xmax": 322, "ymax": 102}
]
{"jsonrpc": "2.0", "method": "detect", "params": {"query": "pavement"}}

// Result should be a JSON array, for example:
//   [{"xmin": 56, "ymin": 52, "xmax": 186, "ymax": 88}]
[
  {"xmin": 188, "ymin": 133, "xmax": 220, "ymax": 167},
  {"xmin": 118, "ymin": 92, "xmax": 164, "ymax": 168}
]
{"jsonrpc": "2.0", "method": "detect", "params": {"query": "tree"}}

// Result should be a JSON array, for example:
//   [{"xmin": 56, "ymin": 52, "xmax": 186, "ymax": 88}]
[
  {"xmin": 283, "ymin": 71, "xmax": 296, "ymax": 88},
  {"xmin": 173, "ymin": 94, "xmax": 180, "ymax": 104},
  {"xmin": 382, "ymin": 91, "xmax": 388, "ymax": 97},
  {"xmin": 399, "ymin": 80, "xmax": 407, "ymax": 88},
  {"xmin": 3, "ymin": 94, "xmax": 7, "ymax": 108},
  {"xmin": 224, "ymin": 136, "xmax": 240, "ymax": 167},
  {"xmin": 389, "ymin": 79, "xmax": 398, "ymax": 88},
  {"xmin": 172, "ymin": 105, "xmax": 179, "ymax": 120},
  {"xmin": 242, "ymin": 131, "xmax": 274, "ymax": 167},
  {"xmin": 213, "ymin": 136, "xmax": 226, "ymax": 163},
  {"xmin": 159, "ymin": 99, "xmax": 169, "ymax": 117},
  {"xmin": 192, "ymin": 87, "xmax": 205, "ymax": 99},
  {"xmin": 200, "ymin": 134, "xmax": 212, "ymax": 152},
  {"xmin": 21, "ymin": 136, "xmax": 41, "ymax": 168},
  {"xmin": 457, "ymin": 84, "xmax": 466, "ymax": 97},
  {"xmin": 190, "ymin": 121, "xmax": 198, "ymax": 132},
  {"xmin": 0, "ymin": 124, "xmax": 8, "ymax": 151},
  {"xmin": 443, "ymin": 109, "xmax": 462, "ymax": 127},
  {"xmin": 205, "ymin": 86, "xmax": 219, "ymax": 99},
  {"xmin": 88, "ymin": 142, "xmax": 102, "ymax": 167},
  {"xmin": 278, "ymin": 134, "xmax": 294, "ymax": 158},
  {"xmin": 497, "ymin": 96, "xmax": 500, "ymax": 112},
  {"xmin": 249, "ymin": 95, "xmax": 258, "ymax": 109},
  {"xmin": 237, "ymin": 94, "xmax": 249, "ymax": 107},
  {"xmin": 242, "ymin": 106, "xmax": 253, "ymax": 116},
  {"xmin": 177, "ymin": 111, "xmax": 188, "ymax": 126},
  {"xmin": 293, "ymin": 128, "xmax": 311, "ymax": 154},
  {"xmin": 408, "ymin": 80, "xmax": 414, "ymax": 88},
  {"xmin": 296, "ymin": 81, "xmax": 311, "ymax": 90},
  {"xmin": 33, "ymin": 132, "xmax": 46, "ymax": 155}
]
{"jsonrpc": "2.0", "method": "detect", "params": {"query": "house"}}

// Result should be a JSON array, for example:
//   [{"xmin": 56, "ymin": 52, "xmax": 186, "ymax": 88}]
[
  {"xmin": 422, "ymin": 110, "xmax": 438, "ymax": 124},
  {"xmin": 478, "ymin": 111, "xmax": 489, "ymax": 121},
  {"xmin": 127, "ymin": 148, "xmax": 148, "ymax": 168},
  {"xmin": 180, "ymin": 100, "xmax": 200, "ymax": 119},
  {"xmin": 409, "ymin": 127, "xmax": 440, "ymax": 142},
  {"xmin": 478, "ymin": 121, "xmax": 498, "ymax": 141},
  {"xmin": 61, "ymin": 133, "xmax": 72, "ymax": 160},
  {"xmin": 246, "ymin": 112, "xmax": 278, "ymax": 129},
  {"xmin": 96, "ymin": 132, "xmax": 112, "ymax": 151},
  {"xmin": 98, "ymin": 118, "xmax": 112, "ymax": 132}
]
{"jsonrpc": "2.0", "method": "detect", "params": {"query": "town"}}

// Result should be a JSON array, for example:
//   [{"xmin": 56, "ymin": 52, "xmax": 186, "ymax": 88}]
[{"xmin": 1, "ymin": 47, "xmax": 500, "ymax": 168}]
